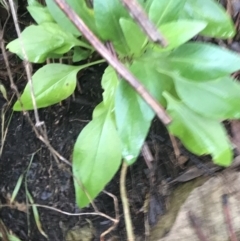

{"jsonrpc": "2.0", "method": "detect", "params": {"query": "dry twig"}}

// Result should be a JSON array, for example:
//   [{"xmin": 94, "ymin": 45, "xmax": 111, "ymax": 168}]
[{"xmin": 120, "ymin": 0, "xmax": 167, "ymax": 46}]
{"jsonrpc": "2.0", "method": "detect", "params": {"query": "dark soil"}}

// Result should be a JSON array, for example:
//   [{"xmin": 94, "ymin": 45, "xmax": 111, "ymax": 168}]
[
  {"xmin": 1, "ymin": 1, "xmax": 238, "ymax": 241},
  {"xmin": 0, "ymin": 60, "xmax": 177, "ymax": 241},
  {"xmin": 0, "ymin": 3, "xmax": 181, "ymax": 241}
]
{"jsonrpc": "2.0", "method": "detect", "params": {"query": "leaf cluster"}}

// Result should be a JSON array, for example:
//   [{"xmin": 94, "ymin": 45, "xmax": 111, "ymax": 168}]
[{"xmin": 6, "ymin": 0, "xmax": 240, "ymax": 207}]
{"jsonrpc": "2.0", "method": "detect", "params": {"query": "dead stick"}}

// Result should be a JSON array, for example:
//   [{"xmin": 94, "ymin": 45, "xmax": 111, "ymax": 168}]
[
  {"xmin": 222, "ymin": 194, "xmax": 239, "ymax": 241},
  {"xmin": 53, "ymin": 0, "xmax": 171, "ymax": 126},
  {"xmin": 120, "ymin": 0, "xmax": 167, "ymax": 46},
  {"xmin": 188, "ymin": 211, "xmax": 210, "ymax": 241}
]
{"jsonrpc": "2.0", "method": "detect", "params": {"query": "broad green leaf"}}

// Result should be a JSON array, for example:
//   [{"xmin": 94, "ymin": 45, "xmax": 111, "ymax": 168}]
[
  {"xmin": 149, "ymin": 0, "xmax": 187, "ymax": 26},
  {"xmin": 174, "ymin": 76, "xmax": 240, "ymax": 119},
  {"xmin": 157, "ymin": 42, "xmax": 240, "ymax": 81},
  {"xmin": 7, "ymin": 23, "xmax": 90, "ymax": 63},
  {"xmin": 27, "ymin": 0, "xmax": 39, "ymax": 6},
  {"xmin": 94, "ymin": 0, "xmax": 130, "ymax": 55},
  {"xmin": 46, "ymin": 0, "xmax": 97, "ymax": 36},
  {"xmin": 73, "ymin": 103, "xmax": 122, "ymax": 207},
  {"xmin": 115, "ymin": 61, "xmax": 173, "ymax": 164},
  {"xmin": 116, "ymin": 80, "xmax": 153, "ymax": 165},
  {"xmin": 101, "ymin": 66, "xmax": 119, "ymax": 106},
  {"xmin": 156, "ymin": 20, "xmax": 207, "ymax": 51},
  {"xmin": 144, "ymin": 0, "xmax": 155, "ymax": 13},
  {"xmin": 182, "ymin": 0, "xmax": 235, "ymax": 38},
  {"xmin": 72, "ymin": 47, "xmax": 91, "ymax": 62},
  {"xmin": 13, "ymin": 64, "xmax": 79, "ymax": 110},
  {"xmin": 119, "ymin": 18, "xmax": 146, "ymax": 56},
  {"xmin": 93, "ymin": 66, "xmax": 118, "ymax": 118},
  {"xmin": 27, "ymin": 5, "xmax": 55, "ymax": 24},
  {"xmin": 164, "ymin": 92, "xmax": 232, "ymax": 166},
  {"xmin": 13, "ymin": 61, "xmax": 103, "ymax": 111}
]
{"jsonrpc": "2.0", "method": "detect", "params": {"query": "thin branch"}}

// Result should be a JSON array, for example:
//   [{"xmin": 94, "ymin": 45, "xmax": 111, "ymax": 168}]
[
  {"xmin": 53, "ymin": 0, "xmax": 171, "ymax": 126},
  {"xmin": 8, "ymin": 0, "xmax": 42, "ymax": 127},
  {"xmin": 0, "ymin": 219, "xmax": 9, "ymax": 241},
  {"xmin": 188, "ymin": 211, "xmax": 210, "ymax": 241},
  {"xmin": 120, "ymin": 0, "xmax": 167, "ymax": 46},
  {"xmin": 141, "ymin": 142, "xmax": 154, "ymax": 170},
  {"xmin": 0, "ymin": 203, "xmax": 116, "ymax": 222},
  {"xmin": 100, "ymin": 191, "xmax": 120, "ymax": 241},
  {"xmin": 222, "ymin": 194, "xmax": 239, "ymax": 241}
]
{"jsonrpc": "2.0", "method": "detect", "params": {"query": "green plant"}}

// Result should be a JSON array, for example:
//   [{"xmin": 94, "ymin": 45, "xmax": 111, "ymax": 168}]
[{"xmin": 7, "ymin": 0, "xmax": 240, "ymax": 207}]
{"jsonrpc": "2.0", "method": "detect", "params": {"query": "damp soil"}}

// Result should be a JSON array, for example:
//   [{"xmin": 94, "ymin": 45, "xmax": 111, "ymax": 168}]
[
  {"xmin": 1, "ymin": 1, "xmax": 238, "ymax": 241},
  {"xmin": 0, "ymin": 60, "xmax": 178, "ymax": 241},
  {"xmin": 0, "ymin": 10, "xmax": 178, "ymax": 238},
  {"xmin": 0, "ymin": 3, "xmax": 183, "ymax": 240}
]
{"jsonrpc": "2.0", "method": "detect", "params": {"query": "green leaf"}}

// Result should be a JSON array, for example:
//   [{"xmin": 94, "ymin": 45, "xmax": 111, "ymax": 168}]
[
  {"xmin": 156, "ymin": 20, "xmax": 207, "ymax": 51},
  {"xmin": 119, "ymin": 18, "xmax": 146, "ymax": 56},
  {"xmin": 73, "ymin": 103, "xmax": 122, "ymax": 208},
  {"xmin": 174, "ymin": 76, "xmax": 240, "ymax": 119},
  {"xmin": 0, "ymin": 83, "xmax": 8, "ymax": 101},
  {"xmin": 115, "ymin": 61, "xmax": 173, "ymax": 164},
  {"xmin": 13, "ymin": 64, "xmax": 79, "ymax": 110},
  {"xmin": 94, "ymin": 0, "xmax": 130, "ymax": 55},
  {"xmin": 101, "ymin": 66, "xmax": 119, "ymax": 107},
  {"xmin": 27, "ymin": 0, "xmax": 39, "ymax": 6},
  {"xmin": 163, "ymin": 92, "xmax": 233, "ymax": 166},
  {"xmin": 27, "ymin": 5, "xmax": 55, "ymax": 24},
  {"xmin": 7, "ymin": 234, "xmax": 23, "ymax": 241},
  {"xmin": 116, "ymin": 80, "xmax": 153, "ymax": 165},
  {"xmin": 0, "ymin": 231, "xmax": 23, "ymax": 241},
  {"xmin": 10, "ymin": 174, "xmax": 24, "ymax": 203},
  {"xmin": 72, "ymin": 47, "xmax": 91, "ymax": 62},
  {"xmin": 143, "ymin": 0, "xmax": 154, "ymax": 12},
  {"xmin": 7, "ymin": 23, "xmax": 90, "ymax": 63},
  {"xmin": 157, "ymin": 42, "xmax": 240, "ymax": 81},
  {"xmin": 46, "ymin": 0, "xmax": 97, "ymax": 36},
  {"xmin": 13, "ymin": 61, "xmax": 104, "ymax": 111},
  {"xmin": 149, "ymin": 0, "xmax": 187, "ymax": 26},
  {"xmin": 182, "ymin": 0, "xmax": 235, "ymax": 38},
  {"xmin": 26, "ymin": 190, "xmax": 48, "ymax": 238}
]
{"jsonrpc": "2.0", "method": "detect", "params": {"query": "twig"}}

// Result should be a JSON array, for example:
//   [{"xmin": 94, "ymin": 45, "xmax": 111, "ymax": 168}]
[
  {"xmin": 188, "ymin": 211, "xmax": 210, "ymax": 241},
  {"xmin": 120, "ymin": 0, "xmax": 167, "ymax": 46},
  {"xmin": 222, "ymin": 194, "xmax": 239, "ymax": 241},
  {"xmin": 0, "ymin": 203, "xmax": 116, "ymax": 223},
  {"xmin": 120, "ymin": 162, "xmax": 135, "ymax": 241},
  {"xmin": 141, "ymin": 142, "xmax": 154, "ymax": 170},
  {"xmin": 100, "ymin": 191, "xmax": 120, "ymax": 241},
  {"xmin": 169, "ymin": 134, "xmax": 180, "ymax": 159},
  {"xmin": 53, "ymin": 0, "xmax": 171, "ymax": 126},
  {"xmin": 0, "ymin": 106, "xmax": 13, "ymax": 157},
  {"xmin": 0, "ymin": 220, "xmax": 10, "ymax": 241},
  {"xmin": 2, "ymin": 191, "xmax": 120, "ymax": 239},
  {"xmin": 8, "ymin": 0, "xmax": 43, "ymax": 127}
]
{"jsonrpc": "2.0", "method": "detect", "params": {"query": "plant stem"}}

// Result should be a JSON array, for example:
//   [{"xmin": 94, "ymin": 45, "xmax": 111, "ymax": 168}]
[{"xmin": 120, "ymin": 162, "xmax": 135, "ymax": 241}]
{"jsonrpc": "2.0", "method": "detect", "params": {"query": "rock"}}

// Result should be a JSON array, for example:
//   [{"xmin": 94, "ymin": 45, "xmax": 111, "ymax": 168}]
[{"xmin": 150, "ymin": 167, "xmax": 240, "ymax": 241}]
